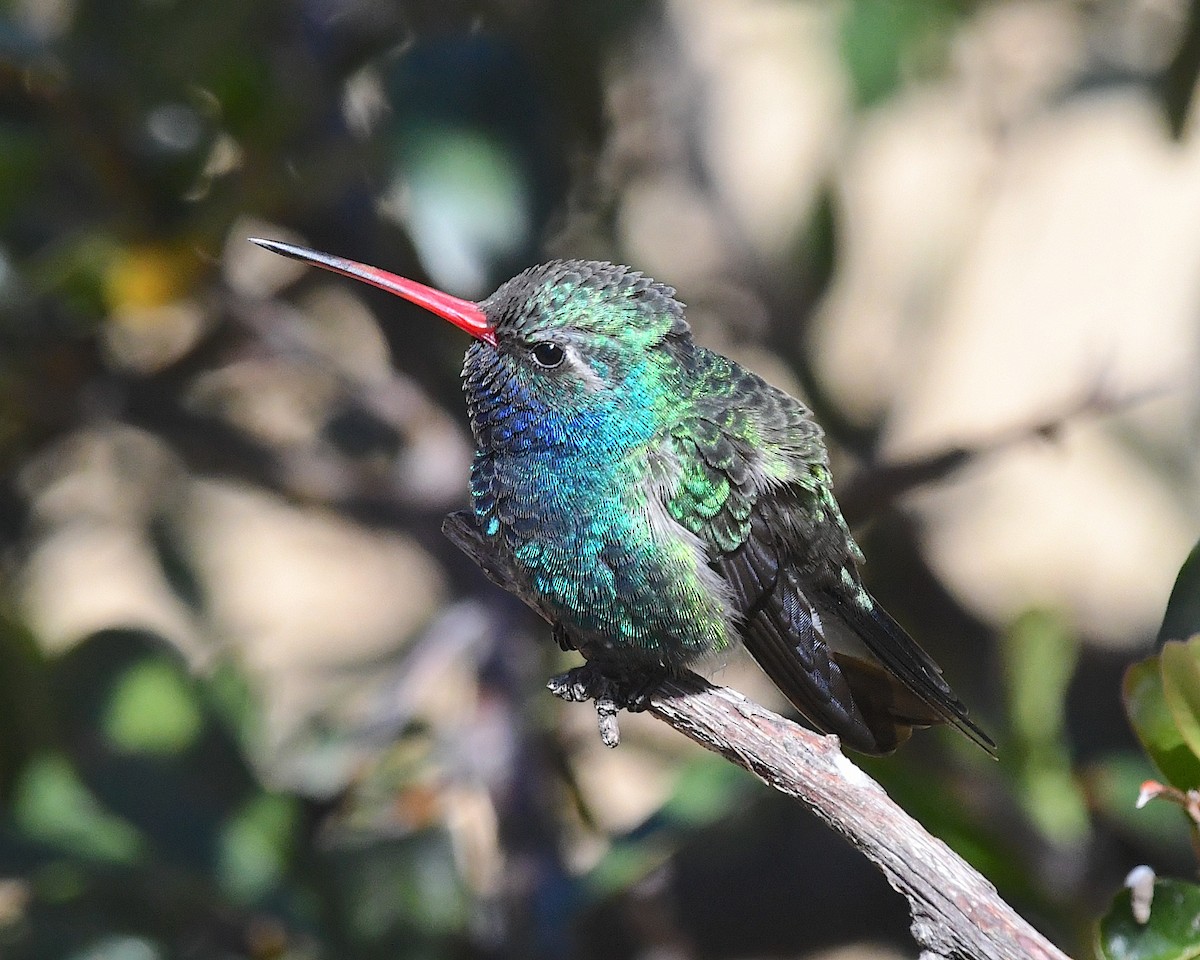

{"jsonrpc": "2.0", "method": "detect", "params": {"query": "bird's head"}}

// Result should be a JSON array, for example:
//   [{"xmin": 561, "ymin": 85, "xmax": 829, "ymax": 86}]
[{"xmin": 250, "ymin": 240, "xmax": 692, "ymax": 450}]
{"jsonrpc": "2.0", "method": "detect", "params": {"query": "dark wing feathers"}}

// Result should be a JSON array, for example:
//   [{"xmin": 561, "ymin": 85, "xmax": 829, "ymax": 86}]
[
  {"xmin": 813, "ymin": 583, "xmax": 996, "ymax": 752},
  {"xmin": 717, "ymin": 484, "xmax": 925, "ymax": 754},
  {"xmin": 669, "ymin": 352, "xmax": 994, "ymax": 755},
  {"xmin": 720, "ymin": 510, "xmax": 872, "ymax": 747}
]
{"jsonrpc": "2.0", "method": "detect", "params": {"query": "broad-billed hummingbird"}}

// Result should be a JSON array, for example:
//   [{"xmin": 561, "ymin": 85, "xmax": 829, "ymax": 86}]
[{"xmin": 250, "ymin": 239, "xmax": 994, "ymax": 756}]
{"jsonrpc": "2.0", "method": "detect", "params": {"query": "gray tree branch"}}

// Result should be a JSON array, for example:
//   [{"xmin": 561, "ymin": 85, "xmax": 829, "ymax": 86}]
[{"xmin": 646, "ymin": 674, "xmax": 1069, "ymax": 960}]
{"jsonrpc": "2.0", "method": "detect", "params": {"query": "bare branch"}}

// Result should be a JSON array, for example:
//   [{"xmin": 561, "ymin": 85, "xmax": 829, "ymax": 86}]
[{"xmin": 645, "ymin": 675, "xmax": 1070, "ymax": 960}]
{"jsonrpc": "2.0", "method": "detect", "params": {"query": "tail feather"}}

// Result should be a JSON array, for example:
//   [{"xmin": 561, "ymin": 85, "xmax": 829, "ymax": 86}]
[{"xmin": 822, "ymin": 589, "xmax": 997, "ymax": 756}]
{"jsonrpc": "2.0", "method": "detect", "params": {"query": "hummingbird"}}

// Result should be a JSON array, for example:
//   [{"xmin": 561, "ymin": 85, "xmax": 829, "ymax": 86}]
[{"xmin": 249, "ymin": 238, "xmax": 994, "ymax": 756}]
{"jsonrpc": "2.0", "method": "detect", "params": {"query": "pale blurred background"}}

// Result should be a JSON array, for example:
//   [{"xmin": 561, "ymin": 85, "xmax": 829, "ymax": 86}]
[{"xmin": 1, "ymin": 0, "xmax": 1198, "ymax": 958}]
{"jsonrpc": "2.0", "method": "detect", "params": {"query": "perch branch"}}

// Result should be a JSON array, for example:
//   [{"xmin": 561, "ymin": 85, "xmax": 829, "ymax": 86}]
[
  {"xmin": 443, "ymin": 511, "xmax": 1072, "ymax": 960},
  {"xmin": 646, "ymin": 674, "xmax": 1069, "ymax": 960}
]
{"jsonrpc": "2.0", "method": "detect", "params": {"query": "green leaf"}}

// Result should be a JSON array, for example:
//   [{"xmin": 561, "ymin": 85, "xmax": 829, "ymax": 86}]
[
  {"xmin": 12, "ymin": 753, "xmax": 145, "ymax": 863},
  {"xmin": 1161, "ymin": 539, "xmax": 1200, "ymax": 644},
  {"xmin": 217, "ymin": 791, "xmax": 298, "ymax": 903},
  {"xmin": 585, "ymin": 757, "xmax": 751, "ymax": 896},
  {"xmin": 1161, "ymin": 638, "xmax": 1200, "ymax": 762},
  {"xmin": 1002, "ymin": 610, "xmax": 1089, "ymax": 843},
  {"xmin": 839, "ymin": 0, "xmax": 960, "ymax": 107},
  {"xmin": 102, "ymin": 659, "xmax": 203, "ymax": 756},
  {"xmin": 1124, "ymin": 657, "xmax": 1200, "ymax": 791},
  {"xmin": 658, "ymin": 756, "xmax": 749, "ymax": 825},
  {"xmin": 1098, "ymin": 878, "xmax": 1200, "ymax": 960},
  {"xmin": 201, "ymin": 658, "xmax": 261, "ymax": 750}
]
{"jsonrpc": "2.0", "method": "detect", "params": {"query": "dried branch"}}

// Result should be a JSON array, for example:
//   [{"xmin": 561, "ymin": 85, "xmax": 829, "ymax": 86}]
[
  {"xmin": 443, "ymin": 511, "xmax": 1073, "ymax": 960},
  {"xmin": 646, "ymin": 675, "xmax": 1069, "ymax": 960}
]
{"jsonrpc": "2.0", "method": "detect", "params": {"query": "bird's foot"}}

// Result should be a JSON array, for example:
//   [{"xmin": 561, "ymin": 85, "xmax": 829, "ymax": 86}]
[
  {"xmin": 547, "ymin": 663, "xmax": 663, "ymax": 711},
  {"xmin": 547, "ymin": 662, "xmax": 666, "ymax": 748}
]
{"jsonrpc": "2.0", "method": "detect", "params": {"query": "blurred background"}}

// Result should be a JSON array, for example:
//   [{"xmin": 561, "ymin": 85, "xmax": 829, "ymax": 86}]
[{"xmin": 1, "ymin": 0, "xmax": 1199, "ymax": 957}]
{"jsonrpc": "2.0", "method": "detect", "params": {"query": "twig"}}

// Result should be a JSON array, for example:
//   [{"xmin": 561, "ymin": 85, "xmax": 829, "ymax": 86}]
[
  {"xmin": 646, "ymin": 675, "xmax": 1069, "ymax": 960},
  {"xmin": 442, "ymin": 511, "xmax": 1073, "ymax": 960},
  {"xmin": 837, "ymin": 378, "xmax": 1167, "ymax": 524}
]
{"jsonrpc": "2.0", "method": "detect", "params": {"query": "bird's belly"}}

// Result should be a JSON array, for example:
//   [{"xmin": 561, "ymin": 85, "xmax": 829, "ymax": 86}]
[
  {"xmin": 518, "ymin": 537, "xmax": 727, "ymax": 669},
  {"xmin": 473, "ymin": 456, "xmax": 730, "ymax": 670}
]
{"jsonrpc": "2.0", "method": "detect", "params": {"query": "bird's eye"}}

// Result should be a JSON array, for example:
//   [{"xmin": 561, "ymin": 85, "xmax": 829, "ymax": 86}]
[{"xmin": 530, "ymin": 342, "xmax": 565, "ymax": 369}]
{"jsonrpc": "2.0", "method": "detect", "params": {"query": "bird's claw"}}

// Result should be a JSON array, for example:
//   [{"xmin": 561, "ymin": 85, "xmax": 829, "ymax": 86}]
[
  {"xmin": 551, "ymin": 623, "xmax": 576, "ymax": 653},
  {"xmin": 547, "ymin": 663, "xmax": 665, "ymax": 748},
  {"xmin": 547, "ymin": 663, "xmax": 661, "ymax": 711}
]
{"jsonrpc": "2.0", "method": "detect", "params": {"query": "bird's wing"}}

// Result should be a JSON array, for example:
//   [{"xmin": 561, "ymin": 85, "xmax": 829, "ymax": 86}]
[{"xmin": 665, "ymin": 351, "xmax": 993, "ymax": 755}]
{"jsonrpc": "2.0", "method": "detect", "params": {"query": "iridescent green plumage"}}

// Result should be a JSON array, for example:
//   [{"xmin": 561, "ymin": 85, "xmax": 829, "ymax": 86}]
[
  {"xmin": 462, "ymin": 259, "xmax": 991, "ymax": 754},
  {"xmin": 250, "ymin": 241, "xmax": 994, "ymax": 756}
]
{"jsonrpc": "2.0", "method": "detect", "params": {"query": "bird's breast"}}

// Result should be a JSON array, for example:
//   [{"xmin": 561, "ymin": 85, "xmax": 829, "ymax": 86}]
[{"xmin": 469, "ymin": 444, "xmax": 735, "ymax": 668}]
